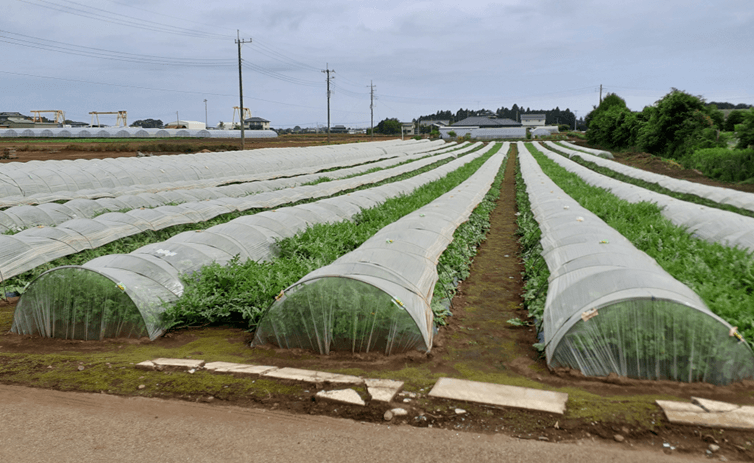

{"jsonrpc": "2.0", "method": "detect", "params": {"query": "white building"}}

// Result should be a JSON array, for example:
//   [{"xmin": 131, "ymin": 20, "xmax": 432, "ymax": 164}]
[{"xmin": 520, "ymin": 114, "xmax": 546, "ymax": 127}]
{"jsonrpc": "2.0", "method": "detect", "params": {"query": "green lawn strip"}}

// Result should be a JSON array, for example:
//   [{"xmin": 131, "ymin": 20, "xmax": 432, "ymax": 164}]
[
  {"xmin": 163, "ymin": 144, "xmax": 503, "ymax": 331},
  {"xmin": 549, "ymin": 142, "xmax": 754, "ymax": 219},
  {"xmin": 526, "ymin": 143, "xmax": 754, "ymax": 344},
  {"xmin": 2, "ymin": 144, "xmax": 483, "ymax": 296}
]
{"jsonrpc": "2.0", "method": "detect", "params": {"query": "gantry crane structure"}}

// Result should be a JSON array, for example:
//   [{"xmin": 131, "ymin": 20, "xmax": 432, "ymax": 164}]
[{"xmin": 89, "ymin": 111, "xmax": 127, "ymax": 128}]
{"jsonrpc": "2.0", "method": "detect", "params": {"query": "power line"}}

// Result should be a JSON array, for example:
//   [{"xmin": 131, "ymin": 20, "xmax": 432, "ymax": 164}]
[
  {"xmin": 0, "ymin": 29, "xmax": 234, "ymax": 67},
  {"xmin": 18, "ymin": 0, "xmax": 231, "ymax": 40}
]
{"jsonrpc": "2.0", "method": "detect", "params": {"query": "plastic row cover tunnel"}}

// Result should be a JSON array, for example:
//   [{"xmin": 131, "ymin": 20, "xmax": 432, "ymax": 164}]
[
  {"xmin": 545, "ymin": 141, "xmax": 754, "ymax": 213},
  {"xmin": 0, "ymin": 127, "xmax": 276, "ymax": 139},
  {"xmin": 0, "ymin": 139, "xmax": 444, "ymax": 205},
  {"xmin": 0, "ymin": 142, "xmax": 476, "ymax": 281},
  {"xmin": 518, "ymin": 142, "xmax": 754, "ymax": 385},
  {"xmin": 534, "ymin": 142, "xmax": 754, "ymax": 253},
  {"xmin": 252, "ymin": 145, "xmax": 509, "ymax": 355},
  {"xmin": 11, "ymin": 143, "xmax": 499, "ymax": 341}
]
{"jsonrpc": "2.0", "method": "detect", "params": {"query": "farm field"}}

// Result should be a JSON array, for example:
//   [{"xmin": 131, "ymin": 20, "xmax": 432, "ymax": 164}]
[{"xmin": 1, "ymin": 136, "xmax": 753, "ymax": 461}]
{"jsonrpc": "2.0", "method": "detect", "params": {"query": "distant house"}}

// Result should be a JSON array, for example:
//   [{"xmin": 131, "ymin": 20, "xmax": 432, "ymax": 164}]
[
  {"xmin": 165, "ymin": 120, "xmax": 206, "ymax": 130},
  {"xmin": 330, "ymin": 125, "xmax": 348, "ymax": 133},
  {"xmin": 419, "ymin": 119, "xmax": 450, "ymax": 127},
  {"xmin": 0, "ymin": 112, "xmax": 39, "ymax": 128},
  {"xmin": 401, "ymin": 122, "xmax": 415, "ymax": 136},
  {"xmin": 244, "ymin": 117, "xmax": 270, "ymax": 130},
  {"xmin": 452, "ymin": 116, "xmax": 521, "ymax": 128},
  {"xmin": 520, "ymin": 114, "xmax": 546, "ymax": 127}
]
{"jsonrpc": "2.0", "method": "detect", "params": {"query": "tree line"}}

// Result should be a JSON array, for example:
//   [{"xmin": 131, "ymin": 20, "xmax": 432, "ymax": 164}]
[
  {"xmin": 416, "ymin": 106, "xmax": 581, "ymax": 129},
  {"xmin": 586, "ymin": 89, "xmax": 754, "ymax": 182}
]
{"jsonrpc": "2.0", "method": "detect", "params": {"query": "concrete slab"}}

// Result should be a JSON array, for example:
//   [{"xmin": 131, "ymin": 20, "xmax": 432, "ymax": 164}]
[
  {"xmin": 263, "ymin": 367, "xmax": 363, "ymax": 386},
  {"xmin": 135, "ymin": 360, "xmax": 155, "ymax": 371},
  {"xmin": 428, "ymin": 377, "xmax": 568, "ymax": 415},
  {"xmin": 151, "ymin": 358, "xmax": 205, "ymax": 370},
  {"xmin": 229, "ymin": 365, "xmax": 279, "ymax": 377},
  {"xmin": 657, "ymin": 399, "xmax": 754, "ymax": 430},
  {"xmin": 365, "ymin": 379, "xmax": 403, "ymax": 403},
  {"xmin": 203, "ymin": 362, "xmax": 245, "ymax": 373},
  {"xmin": 315, "ymin": 389, "xmax": 366, "ymax": 407},
  {"xmin": 692, "ymin": 397, "xmax": 741, "ymax": 413}
]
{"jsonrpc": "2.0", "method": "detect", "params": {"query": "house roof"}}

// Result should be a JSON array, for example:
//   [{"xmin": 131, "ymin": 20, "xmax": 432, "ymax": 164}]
[
  {"xmin": 521, "ymin": 114, "xmax": 546, "ymax": 120},
  {"xmin": 244, "ymin": 117, "xmax": 269, "ymax": 123},
  {"xmin": 452, "ymin": 116, "xmax": 521, "ymax": 127}
]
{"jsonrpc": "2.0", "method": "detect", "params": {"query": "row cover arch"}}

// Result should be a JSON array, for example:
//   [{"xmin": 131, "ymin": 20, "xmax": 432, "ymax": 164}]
[
  {"xmin": 519, "ymin": 142, "xmax": 754, "ymax": 385},
  {"xmin": 0, "ymin": 142, "xmax": 478, "ymax": 281},
  {"xmin": 11, "ymin": 143, "xmax": 498, "ymax": 341},
  {"xmin": 253, "ymin": 147, "xmax": 508, "ymax": 354},
  {"xmin": 535, "ymin": 142, "xmax": 754, "ymax": 253},
  {"xmin": 547, "ymin": 141, "xmax": 754, "ymax": 213},
  {"xmin": 0, "ymin": 141, "xmax": 467, "ymax": 233},
  {"xmin": 0, "ymin": 139, "xmax": 444, "ymax": 205},
  {"xmin": 0, "ymin": 128, "xmax": 276, "ymax": 139}
]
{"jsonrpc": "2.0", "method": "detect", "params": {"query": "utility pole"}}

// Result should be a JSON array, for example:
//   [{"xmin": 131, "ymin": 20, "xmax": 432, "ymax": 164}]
[
  {"xmin": 322, "ymin": 64, "xmax": 335, "ymax": 143},
  {"xmin": 368, "ymin": 80, "xmax": 375, "ymax": 139},
  {"xmin": 236, "ymin": 30, "xmax": 251, "ymax": 150},
  {"xmin": 599, "ymin": 84, "xmax": 603, "ymax": 105},
  {"xmin": 203, "ymin": 99, "xmax": 208, "ymax": 128}
]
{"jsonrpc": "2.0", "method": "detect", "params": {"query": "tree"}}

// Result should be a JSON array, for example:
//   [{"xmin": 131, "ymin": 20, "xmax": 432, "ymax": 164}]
[
  {"xmin": 736, "ymin": 108, "xmax": 754, "ymax": 149},
  {"xmin": 636, "ymin": 89, "xmax": 722, "ymax": 159},
  {"xmin": 375, "ymin": 118, "xmax": 401, "ymax": 135},
  {"xmin": 131, "ymin": 119, "xmax": 163, "ymax": 129},
  {"xmin": 726, "ymin": 110, "xmax": 746, "ymax": 132}
]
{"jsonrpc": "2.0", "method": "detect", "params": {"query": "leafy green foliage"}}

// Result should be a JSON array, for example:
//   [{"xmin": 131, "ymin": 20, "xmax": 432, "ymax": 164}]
[
  {"xmin": 375, "ymin": 118, "xmax": 402, "ymax": 135},
  {"xmin": 528, "ymin": 144, "xmax": 754, "ymax": 345},
  {"xmin": 163, "ymin": 146, "xmax": 501, "ymax": 331},
  {"xmin": 736, "ymin": 108, "xmax": 754, "ymax": 150},
  {"xmin": 684, "ymin": 147, "xmax": 754, "ymax": 182}
]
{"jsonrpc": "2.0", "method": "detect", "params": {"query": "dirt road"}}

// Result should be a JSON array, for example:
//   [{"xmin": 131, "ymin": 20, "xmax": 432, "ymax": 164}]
[{"xmin": 0, "ymin": 384, "xmax": 702, "ymax": 463}]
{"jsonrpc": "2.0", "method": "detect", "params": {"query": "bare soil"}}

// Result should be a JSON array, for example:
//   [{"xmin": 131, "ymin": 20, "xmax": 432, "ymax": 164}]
[{"xmin": 1, "ymin": 137, "xmax": 752, "ymax": 461}]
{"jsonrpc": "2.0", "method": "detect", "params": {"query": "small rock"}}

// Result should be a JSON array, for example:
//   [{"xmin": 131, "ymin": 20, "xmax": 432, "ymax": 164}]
[
  {"xmin": 188, "ymin": 369, "xmax": 196, "ymax": 374},
  {"xmin": 709, "ymin": 444, "xmax": 720, "ymax": 453},
  {"xmin": 455, "ymin": 408, "xmax": 466, "ymax": 415},
  {"xmin": 553, "ymin": 421, "xmax": 560, "ymax": 430},
  {"xmin": 390, "ymin": 408, "xmax": 408, "ymax": 417},
  {"xmin": 403, "ymin": 398, "xmax": 411, "ymax": 403},
  {"xmin": 77, "ymin": 366, "xmax": 84, "ymax": 371},
  {"xmin": 383, "ymin": 410, "xmax": 394, "ymax": 421},
  {"xmin": 614, "ymin": 434, "xmax": 625, "ymax": 443},
  {"xmin": 538, "ymin": 436, "xmax": 549, "ymax": 441},
  {"xmin": 719, "ymin": 457, "xmax": 729, "ymax": 462},
  {"xmin": 47, "ymin": 366, "xmax": 53, "ymax": 369},
  {"xmin": 621, "ymin": 426, "xmax": 630, "ymax": 434},
  {"xmin": 138, "ymin": 384, "xmax": 146, "ymax": 390},
  {"xmin": 704, "ymin": 435, "xmax": 719, "ymax": 445}
]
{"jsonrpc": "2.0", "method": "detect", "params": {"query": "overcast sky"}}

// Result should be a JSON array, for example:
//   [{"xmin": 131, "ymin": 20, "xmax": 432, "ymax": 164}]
[{"xmin": 2, "ymin": 0, "xmax": 752, "ymax": 129}]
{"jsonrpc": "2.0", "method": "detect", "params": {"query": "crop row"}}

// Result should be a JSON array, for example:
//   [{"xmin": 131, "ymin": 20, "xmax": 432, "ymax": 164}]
[
  {"xmin": 519, "ymin": 142, "xmax": 754, "ymax": 384},
  {"xmin": 11, "ymin": 143, "xmax": 503, "ymax": 341}
]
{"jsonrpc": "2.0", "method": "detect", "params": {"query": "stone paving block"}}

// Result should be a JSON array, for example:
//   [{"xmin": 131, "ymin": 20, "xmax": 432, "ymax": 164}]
[
  {"xmin": 263, "ymin": 367, "xmax": 363, "ymax": 386},
  {"xmin": 229, "ymin": 365, "xmax": 279, "ymax": 377},
  {"xmin": 365, "ymin": 379, "xmax": 403, "ymax": 403},
  {"xmin": 428, "ymin": 377, "xmax": 568, "ymax": 415},
  {"xmin": 692, "ymin": 397, "xmax": 741, "ymax": 413},
  {"xmin": 657, "ymin": 399, "xmax": 754, "ymax": 430},
  {"xmin": 151, "ymin": 358, "xmax": 205, "ymax": 370},
  {"xmin": 315, "ymin": 389, "xmax": 366, "ymax": 407},
  {"xmin": 135, "ymin": 360, "xmax": 155, "ymax": 371},
  {"xmin": 203, "ymin": 362, "xmax": 245, "ymax": 373}
]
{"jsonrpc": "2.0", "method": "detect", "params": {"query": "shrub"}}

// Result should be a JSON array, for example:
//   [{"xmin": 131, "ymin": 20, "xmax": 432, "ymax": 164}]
[
  {"xmin": 447, "ymin": 131, "xmax": 457, "ymax": 138},
  {"xmin": 684, "ymin": 147, "xmax": 754, "ymax": 182},
  {"xmin": 736, "ymin": 108, "xmax": 754, "ymax": 150}
]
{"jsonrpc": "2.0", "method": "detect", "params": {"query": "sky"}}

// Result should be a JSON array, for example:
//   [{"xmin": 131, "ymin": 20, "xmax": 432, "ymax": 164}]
[{"xmin": 2, "ymin": 0, "xmax": 753, "ymax": 129}]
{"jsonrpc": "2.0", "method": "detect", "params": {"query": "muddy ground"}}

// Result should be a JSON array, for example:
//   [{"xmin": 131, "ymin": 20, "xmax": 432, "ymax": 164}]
[{"xmin": 0, "ymin": 136, "xmax": 752, "ymax": 461}]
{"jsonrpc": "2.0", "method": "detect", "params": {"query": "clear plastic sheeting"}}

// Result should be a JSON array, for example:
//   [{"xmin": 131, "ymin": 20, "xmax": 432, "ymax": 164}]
[
  {"xmin": 547, "ymin": 141, "xmax": 754, "ymax": 211},
  {"xmin": 0, "ymin": 127, "xmax": 277, "ymax": 139},
  {"xmin": 518, "ymin": 142, "xmax": 754, "ymax": 385},
  {"xmin": 0, "ymin": 139, "xmax": 447, "ymax": 206},
  {"xmin": 439, "ymin": 127, "xmax": 525, "ymax": 140},
  {"xmin": 531, "ymin": 127, "xmax": 559, "ymax": 138},
  {"xmin": 555, "ymin": 140, "xmax": 614, "ymax": 159},
  {"xmin": 0, "ymin": 141, "xmax": 474, "ymax": 280},
  {"xmin": 12, "ymin": 143, "xmax": 497, "ymax": 341},
  {"xmin": 535, "ymin": 142, "xmax": 754, "ymax": 253},
  {"xmin": 253, "ymin": 145, "xmax": 509, "ymax": 355}
]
